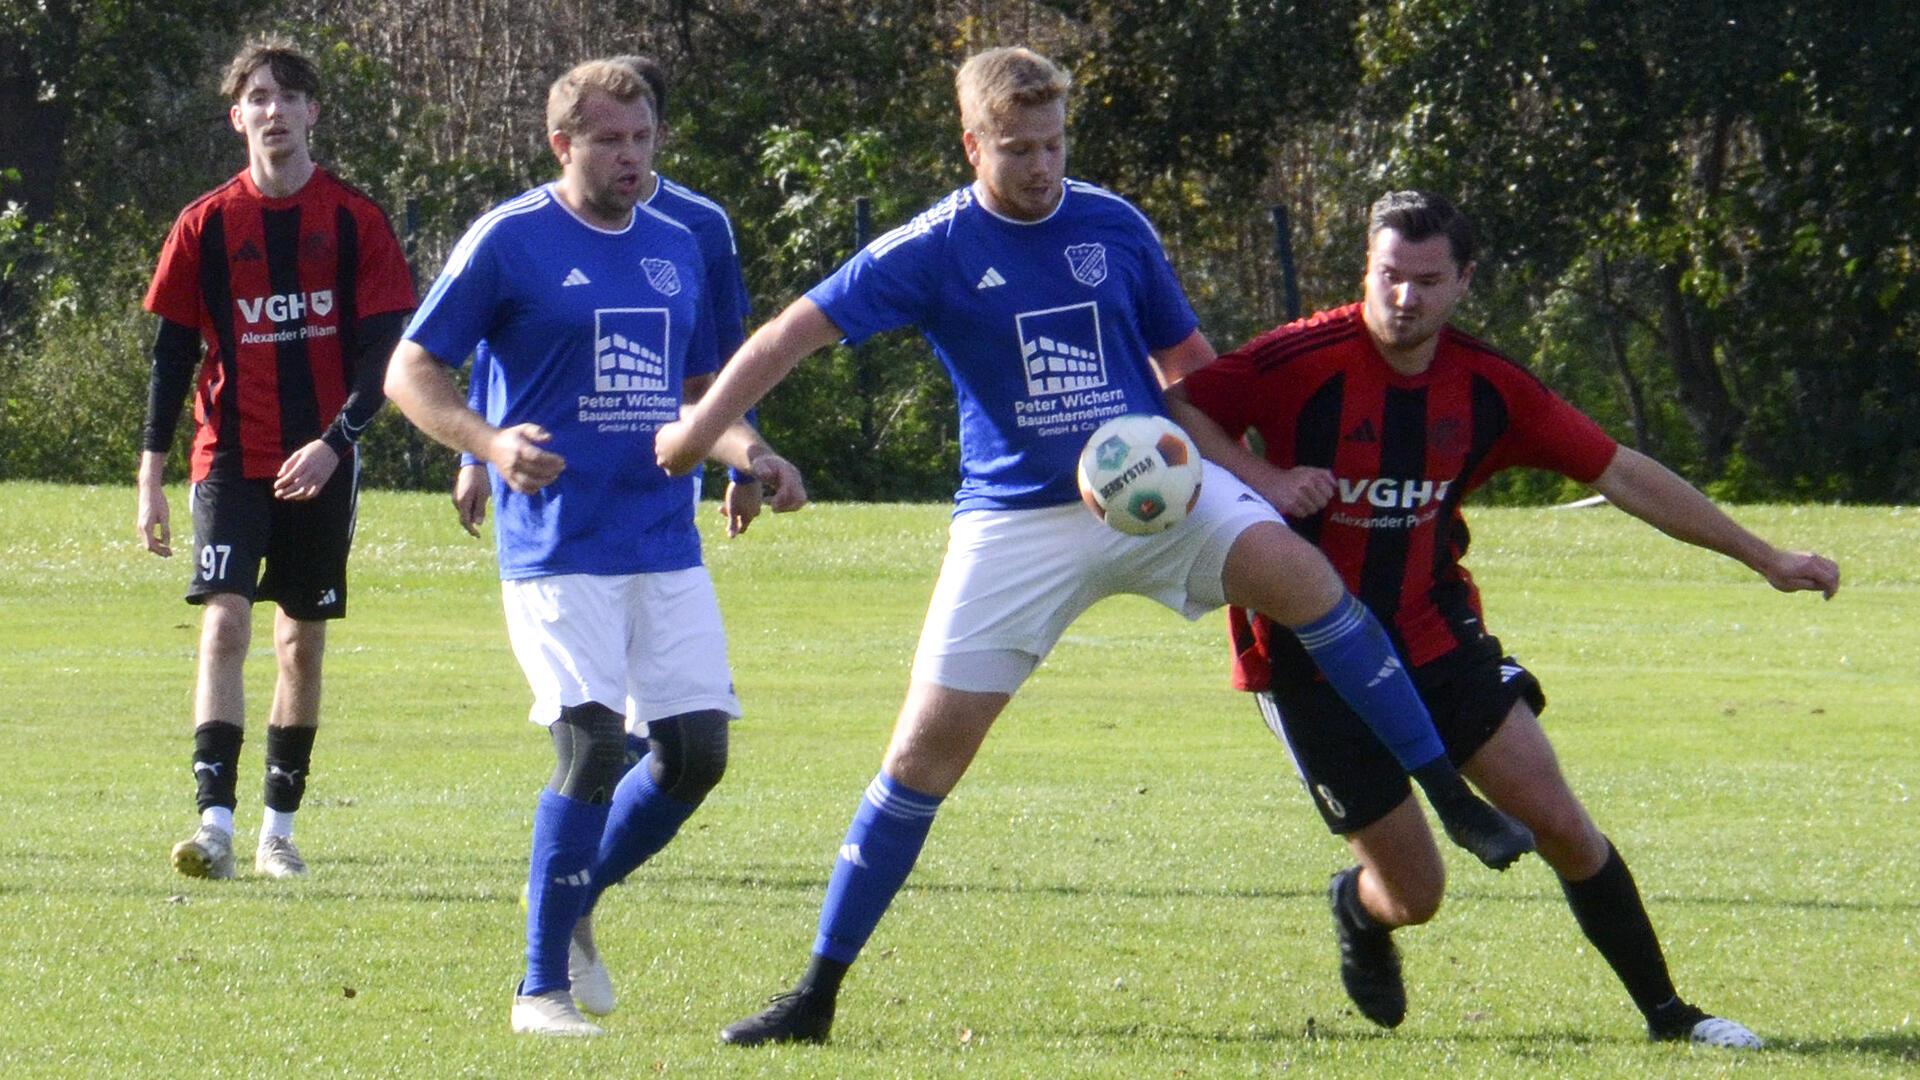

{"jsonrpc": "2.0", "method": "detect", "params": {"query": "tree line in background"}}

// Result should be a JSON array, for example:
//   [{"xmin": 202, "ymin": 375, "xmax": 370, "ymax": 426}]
[{"xmin": 2, "ymin": 0, "xmax": 1914, "ymax": 502}]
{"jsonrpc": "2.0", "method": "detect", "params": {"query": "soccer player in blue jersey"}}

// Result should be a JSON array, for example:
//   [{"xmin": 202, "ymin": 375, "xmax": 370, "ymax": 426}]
[
  {"xmin": 384, "ymin": 58, "xmax": 807, "ymax": 1038},
  {"xmin": 655, "ymin": 46, "xmax": 1530, "ymax": 1046},
  {"xmin": 453, "ymin": 55, "xmax": 766, "ymax": 540}
]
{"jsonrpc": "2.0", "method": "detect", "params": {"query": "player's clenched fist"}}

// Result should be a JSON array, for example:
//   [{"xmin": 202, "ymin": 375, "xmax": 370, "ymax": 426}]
[{"xmin": 654, "ymin": 418, "xmax": 703, "ymax": 476}]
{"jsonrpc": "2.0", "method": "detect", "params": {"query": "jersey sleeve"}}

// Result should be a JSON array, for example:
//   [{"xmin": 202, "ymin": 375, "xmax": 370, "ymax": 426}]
[
  {"xmin": 403, "ymin": 220, "xmax": 505, "ymax": 369},
  {"xmin": 683, "ymin": 262, "xmax": 720, "ymax": 380},
  {"xmin": 804, "ymin": 225, "xmax": 938, "ymax": 346},
  {"xmin": 353, "ymin": 201, "xmax": 418, "ymax": 318},
  {"xmin": 1179, "ymin": 347, "xmax": 1262, "ymax": 438},
  {"xmin": 1495, "ymin": 371, "xmax": 1619, "ymax": 482},
  {"xmin": 705, "ymin": 212, "xmax": 751, "ymax": 362},
  {"xmin": 1130, "ymin": 222, "xmax": 1200, "ymax": 351},
  {"xmin": 143, "ymin": 211, "xmax": 204, "ymax": 329}
]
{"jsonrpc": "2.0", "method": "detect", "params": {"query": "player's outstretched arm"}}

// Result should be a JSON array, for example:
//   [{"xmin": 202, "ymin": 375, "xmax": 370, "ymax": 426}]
[
  {"xmin": 656, "ymin": 297, "xmax": 845, "ymax": 476},
  {"xmin": 1589, "ymin": 446, "xmax": 1840, "ymax": 598},
  {"xmin": 385, "ymin": 340, "xmax": 565, "ymax": 495}
]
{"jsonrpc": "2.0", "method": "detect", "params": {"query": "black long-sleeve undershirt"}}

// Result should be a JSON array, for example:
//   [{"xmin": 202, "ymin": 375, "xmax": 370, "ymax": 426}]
[
  {"xmin": 142, "ymin": 317, "xmax": 200, "ymax": 453},
  {"xmin": 319, "ymin": 308, "xmax": 408, "ymax": 456}
]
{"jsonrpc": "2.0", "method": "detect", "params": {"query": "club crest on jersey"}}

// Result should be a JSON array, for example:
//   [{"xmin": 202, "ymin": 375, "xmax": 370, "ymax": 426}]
[
  {"xmin": 1065, "ymin": 243, "xmax": 1108, "ymax": 287},
  {"xmin": 593, "ymin": 307, "xmax": 670, "ymax": 392},
  {"xmin": 1014, "ymin": 302, "xmax": 1110, "ymax": 396},
  {"xmin": 640, "ymin": 258, "xmax": 682, "ymax": 297}
]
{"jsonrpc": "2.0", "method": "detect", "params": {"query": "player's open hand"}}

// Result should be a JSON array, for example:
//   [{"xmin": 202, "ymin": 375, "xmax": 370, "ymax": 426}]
[
  {"xmin": 453, "ymin": 463, "xmax": 490, "ymax": 537},
  {"xmin": 274, "ymin": 439, "xmax": 340, "ymax": 501},
  {"xmin": 655, "ymin": 418, "xmax": 705, "ymax": 476},
  {"xmin": 1259, "ymin": 465, "xmax": 1336, "ymax": 518},
  {"xmin": 137, "ymin": 483, "xmax": 171, "ymax": 557},
  {"xmin": 751, "ymin": 452, "xmax": 809, "ymax": 514},
  {"xmin": 721, "ymin": 478, "xmax": 764, "ymax": 538},
  {"xmin": 488, "ymin": 423, "xmax": 565, "ymax": 494},
  {"xmin": 1762, "ymin": 549, "xmax": 1841, "ymax": 599}
]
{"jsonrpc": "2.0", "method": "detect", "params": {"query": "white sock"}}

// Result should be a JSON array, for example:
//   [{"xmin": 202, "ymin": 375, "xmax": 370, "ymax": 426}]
[
  {"xmin": 200, "ymin": 806, "xmax": 234, "ymax": 835},
  {"xmin": 261, "ymin": 808, "xmax": 295, "ymax": 840}
]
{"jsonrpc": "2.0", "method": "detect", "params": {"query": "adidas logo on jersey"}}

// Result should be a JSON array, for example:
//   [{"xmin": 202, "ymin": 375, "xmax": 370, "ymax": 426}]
[
  {"xmin": 1345, "ymin": 419, "xmax": 1377, "ymax": 443},
  {"xmin": 976, "ymin": 267, "xmax": 1006, "ymax": 290},
  {"xmin": 562, "ymin": 268, "xmax": 591, "ymax": 287}
]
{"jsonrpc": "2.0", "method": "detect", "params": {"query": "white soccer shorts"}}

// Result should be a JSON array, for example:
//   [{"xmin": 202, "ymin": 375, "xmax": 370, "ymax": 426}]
[
  {"xmin": 911, "ymin": 461, "xmax": 1283, "ymax": 693},
  {"xmin": 500, "ymin": 567, "xmax": 742, "ymax": 729}
]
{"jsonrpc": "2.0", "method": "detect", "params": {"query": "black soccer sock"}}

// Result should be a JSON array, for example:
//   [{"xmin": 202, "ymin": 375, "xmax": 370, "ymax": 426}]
[
  {"xmin": 191, "ymin": 721, "xmax": 244, "ymax": 814},
  {"xmin": 262, "ymin": 724, "xmax": 318, "ymax": 813},
  {"xmin": 1558, "ymin": 838, "xmax": 1681, "ymax": 1017},
  {"xmin": 798, "ymin": 954, "xmax": 851, "ymax": 1002}
]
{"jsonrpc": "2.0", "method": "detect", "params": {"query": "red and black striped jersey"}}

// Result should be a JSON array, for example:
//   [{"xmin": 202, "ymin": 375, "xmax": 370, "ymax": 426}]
[
  {"xmin": 144, "ymin": 167, "xmax": 415, "ymax": 480},
  {"xmin": 1184, "ymin": 303, "xmax": 1619, "ymax": 690}
]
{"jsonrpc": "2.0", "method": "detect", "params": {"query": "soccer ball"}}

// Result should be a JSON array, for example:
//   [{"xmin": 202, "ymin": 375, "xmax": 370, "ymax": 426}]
[{"xmin": 1076, "ymin": 413, "xmax": 1203, "ymax": 535}]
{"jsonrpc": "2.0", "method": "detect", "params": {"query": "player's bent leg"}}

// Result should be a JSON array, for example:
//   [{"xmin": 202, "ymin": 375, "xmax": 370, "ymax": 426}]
[
  {"xmin": 1463, "ymin": 704, "xmax": 1755, "ymax": 1047},
  {"xmin": 722, "ymin": 681, "xmax": 1008, "ymax": 1047},
  {"xmin": 1347, "ymin": 798, "xmax": 1447, "ymax": 929},
  {"xmin": 1326, "ymin": 797, "xmax": 1442, "ymax": 1029},
  {"xmin": 1222, "ymin": 525, "xmax": 1532, "ymax": 870},
  {"xmin": 1460, "ymin": 702, "xmax": 1607, "ymax": 878},
  {"xmin": 576, "ymin": 710, "xmax": 731, "ymax": 1016}
]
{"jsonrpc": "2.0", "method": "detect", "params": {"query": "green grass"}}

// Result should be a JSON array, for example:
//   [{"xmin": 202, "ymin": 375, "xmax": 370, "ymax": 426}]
[{"xmin": 1, "ymin": 482, "xmax": 1915, "ymax": 1077}]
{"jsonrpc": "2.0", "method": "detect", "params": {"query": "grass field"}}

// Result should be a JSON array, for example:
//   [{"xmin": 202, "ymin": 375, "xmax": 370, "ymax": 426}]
[{"xmin": 1, "ymin": 482, "xmax": 1914, "ymax": 1078}]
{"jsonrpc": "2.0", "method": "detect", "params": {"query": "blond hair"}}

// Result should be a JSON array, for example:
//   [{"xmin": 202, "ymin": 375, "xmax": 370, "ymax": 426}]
[
  {"xmin": 546, "ymin": 58, "xmax": 654, "ymax": 135},
  {"xmin": 955, "ymin": 47, "xmax": 1069, "ymax": 134}
]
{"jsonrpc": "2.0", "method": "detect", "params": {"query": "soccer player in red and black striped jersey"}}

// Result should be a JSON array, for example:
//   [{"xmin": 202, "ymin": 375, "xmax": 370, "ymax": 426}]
[
  {"xmin": 136, "ymin": 38, "xmax": 415, "ymax": 883},
  {"xmin": 1173, "ymin": 191, "xmax": 1839, "ymax": 1049}
]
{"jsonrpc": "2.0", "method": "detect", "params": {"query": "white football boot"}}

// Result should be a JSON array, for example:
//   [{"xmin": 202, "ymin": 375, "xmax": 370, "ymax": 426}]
[
  {"xmin": 254, "ymin": 835, "xmax": 308, "ymax": 879},
  {"xmin": 1686, "ymin": 1015, "xmax": 1763, "ymax": 1050},
  {"xmin": 170, "ymin": 825, "xmax": 236, "ymax": 880},
  {"xmin": 511, "ymin": 988, "xmax": 605, "ymax": 1037}
]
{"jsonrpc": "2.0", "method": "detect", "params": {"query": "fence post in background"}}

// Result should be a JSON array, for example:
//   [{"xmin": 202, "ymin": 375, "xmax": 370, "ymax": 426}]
[{"xmin": 1271, "ymin": 204, "xmax": 1300, "ymax": 322}]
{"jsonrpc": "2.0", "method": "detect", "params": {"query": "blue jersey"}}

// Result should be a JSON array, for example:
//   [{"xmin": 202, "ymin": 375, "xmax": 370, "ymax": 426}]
[
  {"xmin": 651, "ymin": 175, "xmax": 751, "ymax": 361},
  {"xmin": 464, "ymin": 174, "xmax": 753, "ymax": 479},
  {"xmin": 807, "ymin": 179, "xmax": 1197, "ymax": 511},
  {"xmin": 407, "ymin": 185, "xmax": 717, "ymax": 579}
]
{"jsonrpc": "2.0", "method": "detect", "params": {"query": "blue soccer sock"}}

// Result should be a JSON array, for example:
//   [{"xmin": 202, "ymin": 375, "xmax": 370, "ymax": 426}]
[
  {"xmin": 523, "ymin": 789, "xmax": 610, "ymax": 997},
  {"xmin": 812, "ymin": 772, "xmax": 943, "ymax": 965},
  {"xmin": 582, "ymin": 755, "xmax": 697, "ymax": 915},
  {"xmin": 1293, "ymin": 593, "xmax": 1446, "ymax": 771}
]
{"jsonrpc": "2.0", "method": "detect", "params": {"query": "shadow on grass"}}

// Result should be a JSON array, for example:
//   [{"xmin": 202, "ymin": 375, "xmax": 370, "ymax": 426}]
[
  {"xmin": 662, "ymin": 868, "xmax": 1920, "ymax": 915},
  {"xmin": 1013, "ymin": 1018, "xmax": 1916, "ymax": 1064},
  {"xmin": 1770, "ymin": 1031, "xmax": 1920, "ymax": 1064}
]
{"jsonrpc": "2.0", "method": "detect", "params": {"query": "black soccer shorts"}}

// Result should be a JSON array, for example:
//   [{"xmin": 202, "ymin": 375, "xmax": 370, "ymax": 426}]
[
  {"xmin": 1256, "ymin": 633, "xmax": 1547, "ymax": 835},
  {"xmin": 185, "ymin": 462, "xmax": 357, "ymax": 621}
]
